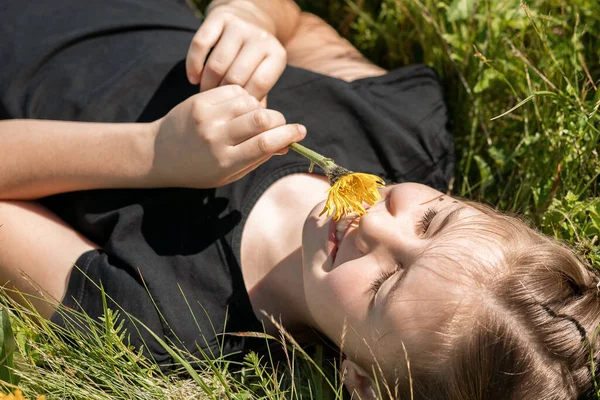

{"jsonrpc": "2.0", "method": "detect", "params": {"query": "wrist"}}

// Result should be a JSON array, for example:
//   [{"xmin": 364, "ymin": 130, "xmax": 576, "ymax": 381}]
[{"xmin": 124, "ymin": 120, "xmax": 161, "ymax": 188}]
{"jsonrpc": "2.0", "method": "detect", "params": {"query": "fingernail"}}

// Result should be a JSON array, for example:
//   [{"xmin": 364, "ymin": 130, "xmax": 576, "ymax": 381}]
[{"xmin": 299, "ymin": 125, "xmax": 307, "ymax": 134}]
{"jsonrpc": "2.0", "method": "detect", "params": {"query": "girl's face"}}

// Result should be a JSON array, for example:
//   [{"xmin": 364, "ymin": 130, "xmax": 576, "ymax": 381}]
[{"xmin": 301, "ymin": 183, "xmax": 485, "ymax": 368}]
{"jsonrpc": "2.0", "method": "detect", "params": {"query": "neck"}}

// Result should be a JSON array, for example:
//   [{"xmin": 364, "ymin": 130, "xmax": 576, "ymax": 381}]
[
  {"xmin": 247, "ymin": 248, "xmax": 318, "ymax": 335},
  {"xmin": 240, "ymin": 173, "xmax": 329, "ymax": 335}
]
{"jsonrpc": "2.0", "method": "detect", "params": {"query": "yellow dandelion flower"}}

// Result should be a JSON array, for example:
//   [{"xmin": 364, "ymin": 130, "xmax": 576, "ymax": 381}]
[
  {"xmin": 288, "ymin": 142, "xmax": 385, "ymax": 221},
  {"xmin": 0, "ymin": 389, "xmax": 45, "ymax": 400},
  {"xmin": 320, "ymin": 172, "xmax": 385, "ymax": 221}
]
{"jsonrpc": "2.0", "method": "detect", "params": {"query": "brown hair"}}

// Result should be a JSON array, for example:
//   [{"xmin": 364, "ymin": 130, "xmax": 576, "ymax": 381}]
[{"xmin": 381, "ymin": 202, "xmax": 600, "ymax": 400}]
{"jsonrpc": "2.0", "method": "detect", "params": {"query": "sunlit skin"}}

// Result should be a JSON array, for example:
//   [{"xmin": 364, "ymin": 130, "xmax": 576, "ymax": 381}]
[
  {"xmin": 243, "ymin": 178, "xmax": 499, "ymax": 395},
  {"xmin": 301, "ymin": 183, "xmax": 490, "ymax": 371}
]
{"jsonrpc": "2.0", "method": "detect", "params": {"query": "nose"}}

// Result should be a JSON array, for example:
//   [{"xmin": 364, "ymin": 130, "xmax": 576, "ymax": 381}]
[
  {"xmin": 383, "ymin": 184, "xmax": 414, "ymax": 217},
  {"xmin": 355, "ymin": 186, "xmax": 419, "ymax": 252},
  {"xmin": 382, "ymin": 183, "xmax": 445, "ymax": 217}
]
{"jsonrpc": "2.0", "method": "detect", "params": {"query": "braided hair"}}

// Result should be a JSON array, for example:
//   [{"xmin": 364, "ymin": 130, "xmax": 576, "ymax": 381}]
[{"xmin": 380, "ymin": 202, "xmax": 600, "ymax": 400}]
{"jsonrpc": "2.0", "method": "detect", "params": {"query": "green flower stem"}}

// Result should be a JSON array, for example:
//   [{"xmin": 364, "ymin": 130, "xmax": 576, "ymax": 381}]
[{"xmin": 288, "ymin": 143, "xmax": 336, "ymax": 172}]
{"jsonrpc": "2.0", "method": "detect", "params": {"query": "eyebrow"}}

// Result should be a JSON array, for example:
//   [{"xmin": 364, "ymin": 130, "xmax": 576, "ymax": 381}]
[{"xmin": 380, "ymin": 206, "xmax": 466, "ymax": 311}]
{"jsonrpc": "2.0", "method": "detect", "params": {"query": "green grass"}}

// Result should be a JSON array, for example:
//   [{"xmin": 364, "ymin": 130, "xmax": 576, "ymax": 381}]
[
  {"xmin": 0, "ymin": 291, "xmax": 345, "ymax": 399},
  {"xmin": 2, "ymin": 0, "xmax": 599, "ymax": 398},
  {"xmin": 294, "ymin": 0, "xmax": 600, "ymax": 267}
]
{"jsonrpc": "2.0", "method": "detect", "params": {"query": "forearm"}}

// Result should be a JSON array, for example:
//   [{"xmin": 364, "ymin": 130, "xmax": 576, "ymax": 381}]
[
  {"xmin": 206, "ymin": 0, "xmax": 301, "ymax": 45},
  {"xmin": 284, "ymin": 12, "xmax": 386, "ymax": 81},
  {"xmin": 0, "ymin": 119, "xmax": 157, "ymax": 200}
]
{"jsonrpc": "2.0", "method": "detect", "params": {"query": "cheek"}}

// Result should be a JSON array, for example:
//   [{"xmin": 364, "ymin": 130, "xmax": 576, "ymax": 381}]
[
  {"xmin": 324, "ymin": 261, "xmax": 375, "ymax": 315},
  {"xmin": 356, "ymin": 213, "xmax": 400, "ymax": 250},
  {"xmin": 332, "ymin": 231, "xmax": 365, "ymax": 269}
]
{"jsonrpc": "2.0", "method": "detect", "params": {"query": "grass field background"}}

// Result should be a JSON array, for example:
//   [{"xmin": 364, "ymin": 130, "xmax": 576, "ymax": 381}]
[
  {"xmin": 293, "ymin": 0, "xmax": 600, "ymax": 268},
  {"xmin": 1, "ymin": 0, "xmax": 599, "ymax": 398}
]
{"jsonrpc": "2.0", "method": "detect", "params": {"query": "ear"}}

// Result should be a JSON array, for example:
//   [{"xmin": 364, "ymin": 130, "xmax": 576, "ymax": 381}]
[{"xmin": 342, "ymin": 359, "xmax": 378, "ymax": 400}]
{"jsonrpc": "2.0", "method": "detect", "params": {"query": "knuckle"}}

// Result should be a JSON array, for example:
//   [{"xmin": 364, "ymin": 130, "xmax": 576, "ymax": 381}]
[
  {"xmin": 215, "ymin": 153, "xmax": 231, "ymax": 170},
  {"xmin": 223, "ymin": 72, "xmax": 244, "ymax": 86},
  {"xmin": 222, "ymin": 11, "xmax": 238, "ymax": 23},
  {"xmin": 226, "ymin": 14, "xmax": 247, "ymax": 28},
  {"xmin": 271, "ymin": 42, "xmax": 285, "ymax": 54},
  {"xmin": 191, "ymin": 100, "xmax": 208, "ymax": 123},
  {"xmin": 206, "ymin": 58, "xmax": 227, "ymax": 76},
  {"xmin": 257, "ymin": 30, "xmax": 270, "ymax": 41},
  {"xmin": 191, "ymin": 37, "xmax": 211, "ymax": 52},
  {"xmin": 239, "ymin": 95, "xmax": 259, "ymax": 111},
  {"xmin": 272, "ymin": 111, "xmax": 286, "ymax": 126},
  {"xmin": 252, "ymin": 77, "xmax": 272, "ymax": 93},
  {"xmin": 225, "ymin": 84, "xmax": 246, "ymax": 96},
  {"xmin": 274, "ymin": 46, "xmax": 287, "ymax": 61},
  {"xmin": 201, "ymin": 129, "xmax": 219, "ymax": 145},
  {"xmin": 251, "ymin": 109, "xmax": 270, "ymax": 129},
  {"xmin": 256, "ymin": 135, "xmax": 272, "ymax": 155}
]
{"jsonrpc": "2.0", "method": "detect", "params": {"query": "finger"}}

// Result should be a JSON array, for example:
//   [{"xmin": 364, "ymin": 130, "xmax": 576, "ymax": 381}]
[
  {"xmin": 231, "ymin": 124, "xmax": 307, "ymax": 167},
  {"xmin": 211, "ymin": 94, "xmax": 264, "ymax": 121},
  {"xmin": 200, "ymin": 27, "xmax": 244, "ymax": 93},
  {"xmin": 196, "ymin": 84, "xmax": 249, "ymax": 105},
  {"xmin": 244, "ymin": 53, "xmax": 287, "ymax": 100},
  {"xmin": 221, "ymin": 154, "xmax": 270, "ymax": 186},
  {"xmin": 225, "ymin": 109, "xmax": 286, "ymax": 144},
  {"xmin": 186, "ymin": 16, "xmax": 226, "ymax": 85},
  {"xmin": 274, "ymin": 146, "xmax": 289, "ymax": 155},
  {"xmin": 219, "ymin": 44, "xmax": 267, "ymax": 89}
]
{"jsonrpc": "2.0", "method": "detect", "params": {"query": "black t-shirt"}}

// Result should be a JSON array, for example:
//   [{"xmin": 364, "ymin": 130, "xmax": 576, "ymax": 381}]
[
  {"xmin": 0, "ymin": 0, "xmax": 454, "ymax": 368},
  {"xmin": 0, "ymin": 0, "xmax": 200, "ymax": 121}
]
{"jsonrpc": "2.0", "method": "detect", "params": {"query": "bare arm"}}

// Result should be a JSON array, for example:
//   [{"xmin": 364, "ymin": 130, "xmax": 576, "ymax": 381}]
[
  {"xmin": 0, "ymin": 86, "xmax": 306, "ymax": 200},
  {"xmin": 284, "ymin": 12, "xmax": 387, "ymax": 82},
  {"xmin": 199, "ymin": 1, "xmax": 385, "ymax": 82},
  {"xmin": 0, "ymin": 200, "xmax": 98, "ymax": 319},
  {"xmin": 0, "ymin": 119, "xmax": 156, "ymax": 200}
]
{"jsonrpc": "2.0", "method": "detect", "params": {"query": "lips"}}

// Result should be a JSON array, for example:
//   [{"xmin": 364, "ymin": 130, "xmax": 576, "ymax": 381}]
[
  {"xmin": 328, "ymin": 218, "xmax": 339, "ymax": 263},
  {"xmin": 311, "ymin": 203, "xmax": 370, "ymax": 271},
  {"xmin": 328, "ymin": 214, "xmax": 361, "ymax": 265}
]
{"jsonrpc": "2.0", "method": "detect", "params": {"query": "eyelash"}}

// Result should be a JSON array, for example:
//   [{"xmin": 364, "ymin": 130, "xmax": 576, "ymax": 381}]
[
  {"xmin": 418, "ymin": 208, "xmax": 438, "ymax": 235},
  {"xmin": 370, "ymin": 205, "xmax": 437, "ymax": 294},
  {"xmin": 370, "ymin": 269, "xmax": 396, "ymax": 294},
  {"xmin": 371, "ymin": 271, "xmax": 396, "ymax": 294}
]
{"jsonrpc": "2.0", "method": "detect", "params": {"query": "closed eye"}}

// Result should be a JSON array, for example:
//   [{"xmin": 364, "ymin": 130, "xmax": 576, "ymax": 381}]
[
  {"xmin": 370, "ymin": 269, "xmax": 396, "ymax": 294},
  {"xmin": 418, "ymin": 208, "xmax": 438, "ymax": 235}
]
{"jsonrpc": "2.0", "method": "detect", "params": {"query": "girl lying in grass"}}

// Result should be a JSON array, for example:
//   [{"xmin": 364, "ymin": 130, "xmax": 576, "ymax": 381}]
[{"xmin": 0, "ymin": 0, "xmax": 598, "ymax": 398}]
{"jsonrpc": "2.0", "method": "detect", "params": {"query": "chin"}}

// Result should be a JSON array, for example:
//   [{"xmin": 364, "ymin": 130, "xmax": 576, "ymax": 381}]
[{"xmin": 301, "ymin": 200, "xmax": 338, "ymax": 274}]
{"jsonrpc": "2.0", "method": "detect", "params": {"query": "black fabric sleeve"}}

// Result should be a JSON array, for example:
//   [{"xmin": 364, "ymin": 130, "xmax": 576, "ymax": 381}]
[
  {"xmin": 266, "ymin": 64, "xmax": 455, "ymax": 192},
  {"xmin": 0, "ymin": 101, "xmax": 8, "ymax": 120},
  {"xmin": 0, "ymin": 0, "xmax": 201, "ymax": 122},
  {"xmin": 349, "ymin": 65, "xmax": 455, "ymax": 189},
  {"xmin": 51, "ymin": 249, "xmax": 173, "ymax": 368}
]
